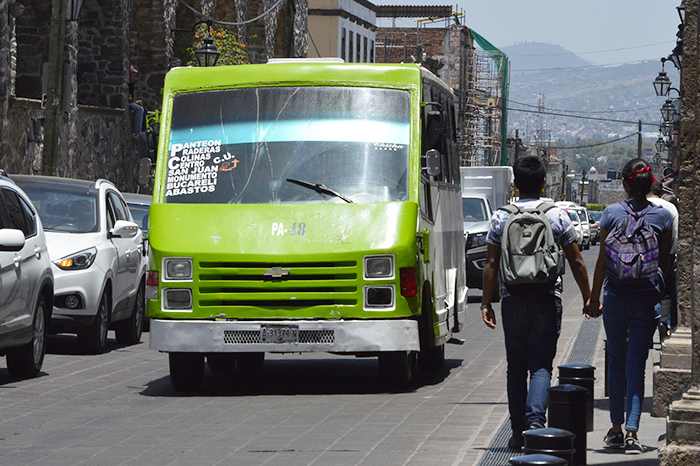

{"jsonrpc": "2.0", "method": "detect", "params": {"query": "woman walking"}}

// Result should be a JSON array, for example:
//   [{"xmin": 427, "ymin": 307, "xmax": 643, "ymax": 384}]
[{"xmin": 585, "ymin": 158, "xmax": 673, "ymax": 455}]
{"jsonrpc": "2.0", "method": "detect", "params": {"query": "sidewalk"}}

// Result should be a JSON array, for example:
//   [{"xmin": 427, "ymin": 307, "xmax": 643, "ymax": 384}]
[{"xmin": 583, "ymin": 324, "xmax": 666, "ymax": 465}]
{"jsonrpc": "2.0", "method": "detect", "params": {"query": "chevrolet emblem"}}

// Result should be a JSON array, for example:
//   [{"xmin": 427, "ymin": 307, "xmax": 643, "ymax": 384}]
[{"xmin": 264, "ymin": 267, "xmax": 290, "ymax": 278}]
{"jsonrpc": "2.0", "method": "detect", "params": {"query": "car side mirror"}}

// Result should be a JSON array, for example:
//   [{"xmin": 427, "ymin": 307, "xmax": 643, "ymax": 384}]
[
  {"xmin": 138, "ymin": 157, "xmax": 153, "ymax": 186},
  {"xmin": 0, "ymin": 229, "xmax": 25, "ymax": 252},
  {"xmin": 110, "ymin": 220, "xmax": 140, "ymax": 239},
  {"xmin": 425, "ymin": 149, "xmax": 441, "ymax": 177}
]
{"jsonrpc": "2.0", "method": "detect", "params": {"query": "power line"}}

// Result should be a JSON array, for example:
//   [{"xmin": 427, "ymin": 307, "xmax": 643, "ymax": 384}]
[
  {"xmin": 508, "ymin": 41, "xmax": 676, "ymax": 57},
  {"xmin": 509, "ymin": 99, "xmax": 659, "ymax": 115},
  {"xmin": 177, "ymin": 0, "xmax": 284, "ymax": 26},
  {"xmin": 508, "ymin": 107, "xmax": 656, "ymax": 126},
  {"xmin": 553, "ymin": 132, "xmax": 640, "ymax": 150}
]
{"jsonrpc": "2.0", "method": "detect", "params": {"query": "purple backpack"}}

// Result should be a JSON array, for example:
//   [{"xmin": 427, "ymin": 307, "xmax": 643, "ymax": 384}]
[{"xmin": 604, "ymin": 201, "xmax": 661, "ymax": 293}]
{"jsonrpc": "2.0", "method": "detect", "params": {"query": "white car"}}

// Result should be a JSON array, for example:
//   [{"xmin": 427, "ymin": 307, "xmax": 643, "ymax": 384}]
[
  {"xmin": 556, "ymin": 202, "xmax": 590, "ymax": 250},
  {"xmin": 0, "ymin": 173, "xmax": 53, "ymax": 377},
  {"xmin": 565, "ymin": 209, "xmax": 584, "ymax": 248},
  {"xmin": 13, "ymin": 175, "xmax": 146, "ymax": 354}
]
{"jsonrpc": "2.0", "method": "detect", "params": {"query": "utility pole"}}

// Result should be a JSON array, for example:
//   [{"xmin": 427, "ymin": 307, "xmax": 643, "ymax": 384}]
[
  {"xmin": 42, "ymin": 0, "xmax": 67, "ymax": 176},
  {"xmin": 638, "ymin": 120, "xmax": 642, "ymax": 159}
]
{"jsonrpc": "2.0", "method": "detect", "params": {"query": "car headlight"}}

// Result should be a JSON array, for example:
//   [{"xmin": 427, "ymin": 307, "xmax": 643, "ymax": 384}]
[
  {"xmin": 364, "ymin": 255, "xmax": 394, "ymax": 279},
  {"xmin": 467, "ymin": 233, "xmax": 487, "ymax": 250},
  {"xmin": 163, "ymin": 257, "xmax": 193, "ymax": 280},
  {"xmin": 54, "ymin": 247, "xmax": 97, "ymax": 270}
]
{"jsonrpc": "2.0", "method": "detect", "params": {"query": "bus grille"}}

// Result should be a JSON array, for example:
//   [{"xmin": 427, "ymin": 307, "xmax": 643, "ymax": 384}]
[
  {"xmin": 223, "ymin": 329, "xmax": 335, "ymax": 344},
  {"xmin": 198, "ymin": 260, "xmax": 359, "ymax": 308}
]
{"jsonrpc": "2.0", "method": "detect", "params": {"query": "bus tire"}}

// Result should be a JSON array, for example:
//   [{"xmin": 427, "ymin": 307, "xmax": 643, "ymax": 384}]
[
  {"xmin": 237, "ymin": 352, "xmax": 265, "ymax": 373},
  {"xmin": 207, "ymin": 353, "xmax": 237, "ymax": 374},
  {"xmin": 418, "ymin": 282, "xmax": 445, "ymax": 372},
  {"xmin": 378, "ymin": 351, "xmax": 415, "ymax": 388},
  {"xmin": 169, "ymin": 352, "xmax": 204, "ymax": 392}
]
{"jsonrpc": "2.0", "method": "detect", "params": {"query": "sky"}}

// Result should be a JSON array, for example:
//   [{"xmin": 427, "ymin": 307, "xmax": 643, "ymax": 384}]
[{"xmin": 374, "ymin": 0, "xmax": 682, "ymax": 66}]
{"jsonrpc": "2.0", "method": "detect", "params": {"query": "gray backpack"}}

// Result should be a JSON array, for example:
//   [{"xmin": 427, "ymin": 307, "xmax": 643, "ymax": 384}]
[{"xmin": 498, "ymin": 203, "xmax": 565, "ymax": 296}]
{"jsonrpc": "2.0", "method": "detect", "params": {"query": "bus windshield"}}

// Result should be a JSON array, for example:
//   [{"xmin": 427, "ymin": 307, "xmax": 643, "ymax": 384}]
[{"xmin": 165, "ymin": 86, "xmax": 411, "ymax": 204}]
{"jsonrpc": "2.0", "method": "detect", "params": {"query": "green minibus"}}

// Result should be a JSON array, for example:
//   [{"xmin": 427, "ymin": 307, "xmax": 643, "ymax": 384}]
[{"xmin": 146, "ymin": 61, "xmax": 467, "ymax": 391}]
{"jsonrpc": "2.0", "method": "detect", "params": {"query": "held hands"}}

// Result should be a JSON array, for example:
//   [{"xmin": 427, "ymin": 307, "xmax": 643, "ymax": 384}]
[
  {"xmin": 481, "ymin": 304, "xmax": 497, "ymax": 329},
  {"xmin": 583, "ymin": 298, "xmax": 602, "ymax": 319}
]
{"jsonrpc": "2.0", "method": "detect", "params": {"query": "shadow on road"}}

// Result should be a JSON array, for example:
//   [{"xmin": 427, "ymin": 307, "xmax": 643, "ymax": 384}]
[{"xmin": 140, "ymin": 357, "xmax": 463, "ymax": 397}]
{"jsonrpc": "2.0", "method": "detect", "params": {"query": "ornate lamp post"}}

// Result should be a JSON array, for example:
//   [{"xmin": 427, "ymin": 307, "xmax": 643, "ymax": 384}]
[{"xmin": 654, "ymin": 58, "xmax": 673, "ymax": 96}]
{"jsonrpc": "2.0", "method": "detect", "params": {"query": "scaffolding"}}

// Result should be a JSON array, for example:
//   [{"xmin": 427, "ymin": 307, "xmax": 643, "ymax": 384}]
[{"xmin": 462, "ymin": 43, "xmax": 509, "ymax": 166}]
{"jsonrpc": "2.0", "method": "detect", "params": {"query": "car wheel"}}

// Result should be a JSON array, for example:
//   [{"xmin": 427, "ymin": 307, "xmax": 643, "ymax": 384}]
[
  {"xmin": 169, "ymin": 352, "xmax": 205, "ymax": 392},
  {"xmin": 6, "ymin": 295, "xmax": 48, "ymax": 378},
  {"xmin": 78, "ymin": 290, "xmax": 110, "ymax": 355},
  {"xmin": 115, "ymin": 281, "xmax": 144, "ymax": 345},
  {"xmin": 207, "ymin": 353, "xmax": 237, "ymax": 374},
  {"xmin": 379, "ymin": 351, "xmax": 416, "ymax": 389}
]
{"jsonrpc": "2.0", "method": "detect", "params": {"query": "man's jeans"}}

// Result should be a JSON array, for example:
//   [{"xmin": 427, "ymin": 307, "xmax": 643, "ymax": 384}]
[
  {"xmin": 603, "ymin": 287, "xmax": 659, "ymax": 432},
  {"xmin": 502, "ymin": 295, "xmax": 561, "ymax": 434}
]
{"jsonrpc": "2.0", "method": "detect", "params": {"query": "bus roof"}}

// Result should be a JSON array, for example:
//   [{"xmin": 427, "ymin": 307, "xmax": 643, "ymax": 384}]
[{"xmin": 163, "ymin": 62, "xmax": 449, "ymax": 95}]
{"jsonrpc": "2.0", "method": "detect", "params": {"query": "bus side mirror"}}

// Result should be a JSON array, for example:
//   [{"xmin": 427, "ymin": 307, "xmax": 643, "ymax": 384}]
[
  {"xmin": 425, "ymin": 149, "xmax": 441, "ymax": 177},
  {"xmin": 138, "ymin": 157, "xmax": 153, "ymax": 186}
]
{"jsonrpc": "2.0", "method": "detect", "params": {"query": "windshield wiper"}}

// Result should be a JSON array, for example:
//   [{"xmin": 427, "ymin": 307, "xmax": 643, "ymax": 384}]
[{"xmin": 286, "ymin": 178, "xmax": 353, "ymax": 203}]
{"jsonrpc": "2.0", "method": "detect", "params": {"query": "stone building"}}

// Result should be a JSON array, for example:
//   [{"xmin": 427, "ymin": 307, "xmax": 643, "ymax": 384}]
[{"xmin": 0, "ymin": 0, "xmax": 308, "ymax": 191}]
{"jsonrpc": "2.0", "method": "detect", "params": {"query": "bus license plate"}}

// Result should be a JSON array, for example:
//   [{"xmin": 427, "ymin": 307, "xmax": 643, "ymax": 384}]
[{"xmin": 260, "ymin": 324, "xmax": 299, "ymax": 343}]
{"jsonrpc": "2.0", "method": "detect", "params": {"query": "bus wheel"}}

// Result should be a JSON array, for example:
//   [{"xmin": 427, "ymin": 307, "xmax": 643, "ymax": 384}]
[
  {"xmin": 378, "ymin": 351, "xmax": 415, "ymax": 388},
  {"xmin": 418, "ymin": 344, "xmax": 445, "ymax": 373},
  {"xmin": 207, "ymin": 353, "xmax": 237, "ymax": 374},
  {"xmin": 237, "ymin": 352, "xmax": 265, "ymax": 373},
  {"xmin": 169, "ymin": 352, "xmax": 204, "ymax": 392},
  {"xmin": 418, "ymin": 283, "xmax": 446, "ymax": 373}
]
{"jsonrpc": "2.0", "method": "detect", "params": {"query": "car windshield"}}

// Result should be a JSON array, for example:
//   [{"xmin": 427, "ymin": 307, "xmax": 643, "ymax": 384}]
[
  {"xmin": 589, "ymin": 211, "xmax": 603, "ymax": 222},
  {"xmin": 17, "ymin": 184, "xmax": 98, "ymax": 233},
  {"xmin": 462, "ymin": 198, "xmax": 489, "ymax": 222},
  {"xmin": 568, "ymin": 211, "xmax": 579, "ymax": 223},
  {"xmin": 165, "ymin": 86, "xmax": 411, "ymax": 204}
]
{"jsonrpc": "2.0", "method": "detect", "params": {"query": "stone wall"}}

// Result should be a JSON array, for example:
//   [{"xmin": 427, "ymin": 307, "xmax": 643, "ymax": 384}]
[
  {"xmin": 13, "ymin": 0, "xmax": 51, "ymax": 100},
  {"xmin": 77, "ymin": 0, "xmax": 130, "ymax": 109}
]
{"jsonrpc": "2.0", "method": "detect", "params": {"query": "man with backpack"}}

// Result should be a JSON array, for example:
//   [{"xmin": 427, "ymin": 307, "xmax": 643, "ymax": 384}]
[{"xmin": 481, "ymin": 156, "xmax": 592, "ymax": 450}]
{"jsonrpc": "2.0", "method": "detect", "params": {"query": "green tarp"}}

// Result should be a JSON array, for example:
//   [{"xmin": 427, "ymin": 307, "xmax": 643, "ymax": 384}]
[{"xmin": 468, "ymin": 29, "xmax": 509, "ymax": 166}]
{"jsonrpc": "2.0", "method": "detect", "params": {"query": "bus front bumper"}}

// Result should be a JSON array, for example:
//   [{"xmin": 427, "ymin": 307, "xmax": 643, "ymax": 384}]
[{"xmin": 149, "ymin": 319, "xmax": 420, "ymax": 353}]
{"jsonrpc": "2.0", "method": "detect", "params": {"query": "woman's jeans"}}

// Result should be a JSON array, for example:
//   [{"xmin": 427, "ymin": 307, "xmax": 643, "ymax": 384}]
[
  {"xmin": 502, "ymin": 294, "xmax": 562, "ymax": 434},
  {"xmin": 603, "ymin": 287, "xmax": 660, "ymax": 432}
]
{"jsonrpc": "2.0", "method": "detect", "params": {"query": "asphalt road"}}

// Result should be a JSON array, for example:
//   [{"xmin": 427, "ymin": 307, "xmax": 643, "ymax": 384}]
[{"xmin": 0, "ymin": 247, "xmax": 602, "ymax": 466}]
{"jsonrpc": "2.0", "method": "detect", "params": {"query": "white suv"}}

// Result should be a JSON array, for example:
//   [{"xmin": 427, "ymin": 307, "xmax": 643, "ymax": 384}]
[
  {"xmin": 13, "ymin": 175, "xmax": 146, "ymax": 354},
  {"xmin": 0, "ymin": 173, "xmax": 53, "ymax": 377}
]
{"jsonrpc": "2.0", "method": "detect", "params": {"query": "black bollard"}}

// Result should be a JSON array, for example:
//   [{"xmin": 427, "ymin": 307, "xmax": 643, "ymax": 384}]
[
  {"xmin": 547, "ymin": 385, "xmax": 588, "ymax": 466},
  {"xmin": 558, "ymin": 363, "xmax": 595, "ymax": 432},
  {"xmin": 523, "ymin": 427, "xmax": 575, "ymax": 466},
  {"xmin": 510, "ymin": 453, "xmax": 569, "ymax": 466}
]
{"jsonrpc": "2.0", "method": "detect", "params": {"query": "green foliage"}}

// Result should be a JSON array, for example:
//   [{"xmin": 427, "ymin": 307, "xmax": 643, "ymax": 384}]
[
  {"xmin": 178, "ymin": 24, "xmax": 248, "ymax": 66},
  {"xmin": 586, "ymin": 204, "xmax": 603, "ymax": 211}
]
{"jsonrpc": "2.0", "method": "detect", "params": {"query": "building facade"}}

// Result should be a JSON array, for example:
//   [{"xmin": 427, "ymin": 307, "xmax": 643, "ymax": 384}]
[{"xmin": 308, "ymin": 0, "xmax": 376, "ymax": 62}]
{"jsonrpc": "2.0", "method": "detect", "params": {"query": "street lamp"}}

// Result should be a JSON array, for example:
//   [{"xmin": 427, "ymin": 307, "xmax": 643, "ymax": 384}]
[
  {"xmin": 653, "ymin": 59, "xmax": 672, "ymax": 96},
  {"xmin": 661, "ymin": 120, "xmax": 674, "ymax": 137},
  {"xmin": 656, "ymin": 137, "xmax": 668, "ymax": 153},
  {"xmin": 195, "ymin": 38, "xmax": 220, "ymax": 67},
  {"xmin": 678, "ymin": 0, "xmax": 686, "ymax": 26},
  {"xmin": 661, "ymin": 99, "xmax": 677, "ymax": 122}
]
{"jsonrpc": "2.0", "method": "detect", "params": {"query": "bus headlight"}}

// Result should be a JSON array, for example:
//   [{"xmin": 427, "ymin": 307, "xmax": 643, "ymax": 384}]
[
  {"xmin": 163, "ymin": 288, "xmax": 193, "ymax": 310},
  {"xmin": 364, "ymin": 285, "xmax": 395, "ymax": 310},
  {"xmin": 364, "ymin": 255, "xmax": 394, "ymax": 279},
  {"xmin": 163, "ymin": 258, "xmax": 193, "ymax": 280}
]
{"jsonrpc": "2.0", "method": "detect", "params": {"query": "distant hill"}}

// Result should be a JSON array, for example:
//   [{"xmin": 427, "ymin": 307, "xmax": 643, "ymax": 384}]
[
  {"xmin": 502, "ymin": 42, "xmax": 592, "ymax": 72},
  {"xmin": 498, "ymin": 42, "xmax": 681, "ymax": 142}
]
